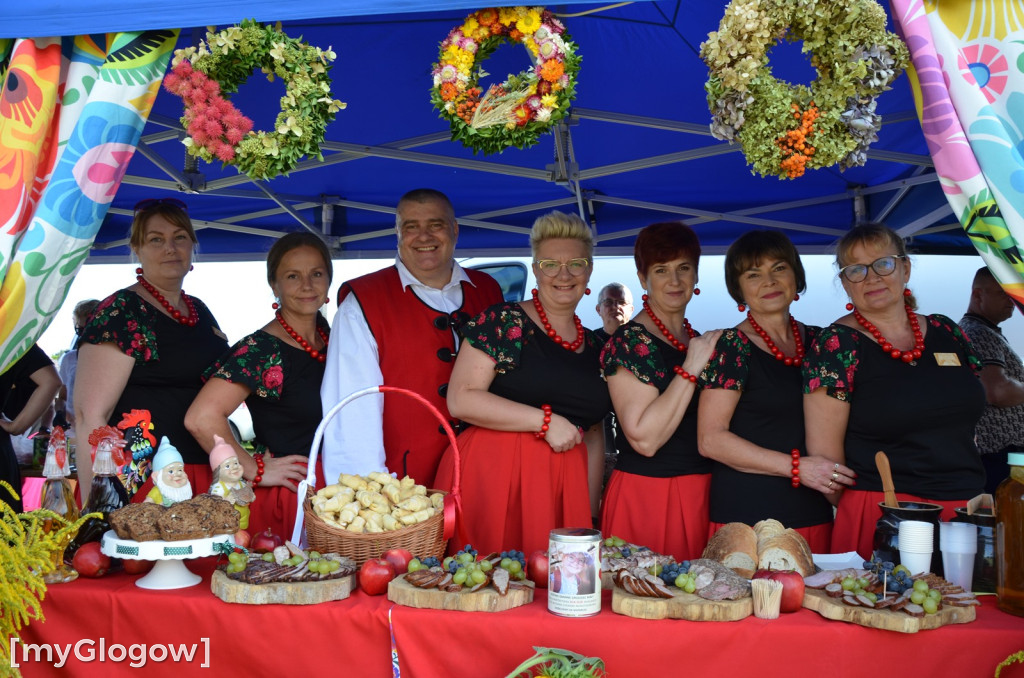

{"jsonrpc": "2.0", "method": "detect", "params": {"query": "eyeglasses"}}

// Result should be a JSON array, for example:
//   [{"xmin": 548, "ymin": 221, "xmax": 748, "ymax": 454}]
[
  {"xmin": 838, "ymin": 255, "xmax": 906, "ymax": 283},
  {"xmin": 599, "ymin": 298, "xmax": 630, "ymax": 308},
  {"xmin": 133, "ymin": 197, "xmax": 188, "ymax": 214},
  {"xmin": 534, "ymin": 258, "xmax": 590, "ymax": 277}
]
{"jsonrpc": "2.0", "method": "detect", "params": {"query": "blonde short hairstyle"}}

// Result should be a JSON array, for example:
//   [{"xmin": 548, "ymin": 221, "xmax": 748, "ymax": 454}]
[{"xmin": 530, "ymin": 211, "xmax": 594, "ymax": 259}]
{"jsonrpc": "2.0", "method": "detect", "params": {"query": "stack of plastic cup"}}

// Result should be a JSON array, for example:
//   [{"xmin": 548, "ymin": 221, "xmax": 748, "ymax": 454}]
[
  {"xmin": 898, "ymin": 520, "xmax": 934, "ymax": 575},
  {"xmin": 940, "ymin": 522, "xmax": 977, "ymax": 591}
]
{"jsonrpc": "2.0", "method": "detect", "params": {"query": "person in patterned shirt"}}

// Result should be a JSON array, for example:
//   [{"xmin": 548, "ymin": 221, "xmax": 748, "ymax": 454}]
[
  {"xmin": 959, "ymin": 266, "xmax": 1024, "ymax": 493},
  {"xmin": 186, "ymin": 232, "xmax": 332, "ymax": 538}
]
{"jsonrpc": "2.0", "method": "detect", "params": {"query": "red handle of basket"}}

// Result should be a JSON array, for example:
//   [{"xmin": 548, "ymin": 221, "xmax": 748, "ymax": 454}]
[{"xmin": 377, "ymin": 386, "xmax": 461, "ymax": 540}]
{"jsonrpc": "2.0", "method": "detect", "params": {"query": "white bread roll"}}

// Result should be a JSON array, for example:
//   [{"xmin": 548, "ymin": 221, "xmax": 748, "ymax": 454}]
[
  {"xmin": 753, "ymin": 518, "xmax": 785, "ymax": 552},
  {"xmin": 702, "ymin": 522, "xmax": 758, "ymax": 578},
  {"xmin": 756, "ymin": 529, "xmax": 815, "ymax": 577}
]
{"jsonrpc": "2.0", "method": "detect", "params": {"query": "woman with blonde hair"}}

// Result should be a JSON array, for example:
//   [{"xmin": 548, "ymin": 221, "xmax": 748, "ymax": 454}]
[{"xmin": 435, "ymin": 211, "xmax": 610, "ymax": 556}]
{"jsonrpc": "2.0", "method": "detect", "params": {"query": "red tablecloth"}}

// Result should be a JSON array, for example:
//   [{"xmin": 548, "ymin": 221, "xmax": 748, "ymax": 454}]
[{"xmin": 15, "ymin": 562, "xmax": 1024, "ymax": 678}]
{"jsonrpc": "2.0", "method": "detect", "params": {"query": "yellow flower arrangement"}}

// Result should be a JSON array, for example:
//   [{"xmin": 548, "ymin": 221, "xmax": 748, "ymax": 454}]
[
  {"xmin": 430, "ymin": 6, "xmax": 581, "ymax": 154},
  {"xmin": 164, "ymin": 19, "xmax": 346, "ymax": 180},
  {"xmin": 700, "ymin": 0, "xmax": 908, "ymax": 178}
]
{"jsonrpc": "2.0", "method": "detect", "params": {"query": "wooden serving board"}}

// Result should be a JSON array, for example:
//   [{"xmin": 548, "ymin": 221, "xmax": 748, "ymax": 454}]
[
  {"xmin": 211, "ymin": 569, "xmax": 354, "ymax": 605},
  {"xmin": 802, "ymin": 589, "xmax": 976, "ymax": 633},
  {"xmin": 611, "ymin": 584, "xmax": 752, "ymax": 621},
  {"xmin": 388, "ymin": 574, "xmax": 534, "ymax": 612}
]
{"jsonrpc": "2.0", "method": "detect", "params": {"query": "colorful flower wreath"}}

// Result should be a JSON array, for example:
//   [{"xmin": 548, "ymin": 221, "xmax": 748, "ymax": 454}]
[
  {"xmin": 163, "ymin": 20, "xmax": 346, "ymax": 180},
  {"xmin": 430, "ymin": 7, "xmax": 581, "ymax": 155},
  {"xmin": 700, "ymin": 0, "xmax": 908, "ymax": 179}
]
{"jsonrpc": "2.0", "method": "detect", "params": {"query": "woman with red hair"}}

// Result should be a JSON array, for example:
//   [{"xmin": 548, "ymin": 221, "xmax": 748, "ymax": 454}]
[{"xmin": 600, "ymin": 222, "xmax": 720, "ymax": 560}]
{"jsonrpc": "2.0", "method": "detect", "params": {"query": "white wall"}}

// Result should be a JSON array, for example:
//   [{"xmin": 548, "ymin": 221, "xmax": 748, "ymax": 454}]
[{"xmin": 38, "ymin": 254, "xmax": 1024, "ymax": 359}]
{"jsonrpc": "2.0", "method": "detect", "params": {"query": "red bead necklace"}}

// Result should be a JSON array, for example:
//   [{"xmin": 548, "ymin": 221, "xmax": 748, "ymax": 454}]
[
  {"xmin": 275, "ymin": 311, "xmax": 330, "ymax": 363},
  {"xmin": 642, "ymin": 296, "xmax": 696, "ymax": 351},
  {"xmin": 746, "ymin": 312, "xmax": 805, "ymax": 367},
  {"xmin": 136, "ymin": 271, "xmax": 197, "ymax": 327},
  {"xmin": 852, "ymin": 304, "xmax": 924, "ymax": 363},
  {"xmin": 531, "ymin": 289, "xmax": 584, "ymax": 351}
]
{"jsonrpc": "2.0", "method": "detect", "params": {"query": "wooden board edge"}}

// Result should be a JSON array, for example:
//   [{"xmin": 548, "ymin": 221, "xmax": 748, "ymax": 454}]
[
  {"xmin": 387, "ymin": 574, "xmax": 534, "ymax": 612},
  {"xmin": 611, "ymin": 584, "xmax": 752, "ymax": 621},
  {"xmin": 211, "ymin": 569, "xmax": 354, "ymax": 605},
  {"xmin": 801, "ymin": 589, "xmax": 976, "ymax": 633}
]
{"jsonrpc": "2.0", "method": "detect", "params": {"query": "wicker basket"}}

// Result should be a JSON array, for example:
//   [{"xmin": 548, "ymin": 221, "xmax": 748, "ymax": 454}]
[{"xmin": 293, "ymin": 385, "xmax": 461, "ymax": 567}]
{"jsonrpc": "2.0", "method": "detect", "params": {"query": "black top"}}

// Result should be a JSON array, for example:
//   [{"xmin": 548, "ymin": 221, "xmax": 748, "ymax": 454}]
[
  {"xmin": 803, "ymin": 314, "xmax": 986, "ymax": 499},
  {"xmin": 702, "ymin": 328, "xmax": 833, "ymax": 527},
  {"xmin": 0, "ymin": 345, "xmax": 54, "ymax": 512},
  {"xmin": 600, "ymin": 321, "xmax": 711, "ymax": 478},
  {"xmin": 205, "ymin": 319, "xmax": 328, "ymax": 457},
  {"xmin": 462, "ymin": 303, "xmax": 610, "ymax": 429},
  {"xmin": 81, "ymin": 290, "xmax": 228, "ymax": 464}
]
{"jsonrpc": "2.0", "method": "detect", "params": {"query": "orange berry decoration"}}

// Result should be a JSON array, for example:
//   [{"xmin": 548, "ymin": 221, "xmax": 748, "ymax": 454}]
[{"xmin": 776, "ymin": 103, "xmax": 819, "ymax": 179}]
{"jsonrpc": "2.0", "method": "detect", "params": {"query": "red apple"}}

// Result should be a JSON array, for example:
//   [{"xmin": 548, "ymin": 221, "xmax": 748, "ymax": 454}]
[
  {"xmin": 251, "ymin": 528, "xmax": 284, "ymax": 554},
  {"xmin": 72, "ymin": 542, "xmax": 111, "ymax": 578},
  {"xmin": 233, "ymin": 529, "xmax": 251, "ymax": 549},
  {"xmin": 359, "ymin": 558, "xmax": 396, "ymax": 595},
  {"xmin": 122, "ymin": 558, "xmax": 154, "ymax": 575},
  {"xmin": 753, "ymin": 568, "xmax": 805, "ymax": 613},
  {"xmin": 381, "ymin": 548, "xmax": 413, "ymax": 575},
  {"xmin": 526, "ymin": 550, "xmax": 549, "ymax": 589}
]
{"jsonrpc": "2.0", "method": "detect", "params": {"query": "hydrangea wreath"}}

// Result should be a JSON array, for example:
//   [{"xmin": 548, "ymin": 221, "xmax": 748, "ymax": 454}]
[
  {"xmin": 163, "ymin": 20, "xmax": 346, "ymax": 180},
  {"xmin": 430, "ymin": 7, "xmax": 581, "ymax": 155},
  {"xmin": 700, "ymin": 0, "xmax": 908, "ymax": 179}
]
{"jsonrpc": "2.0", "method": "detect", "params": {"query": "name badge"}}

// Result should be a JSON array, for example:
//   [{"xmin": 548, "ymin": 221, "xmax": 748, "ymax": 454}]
[{"xmin": 934, "ymin": 352, "xmax": 961, "ymax": 367}]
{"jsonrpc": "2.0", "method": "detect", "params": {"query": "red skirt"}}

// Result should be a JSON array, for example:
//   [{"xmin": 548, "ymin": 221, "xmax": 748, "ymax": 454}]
[
  {"xmin": 708, "ymin": 520, "xmax": 833, "ymax": 555},
  {"xmin": 832, "ymin": 489, "xmax": 964, "ymax": 558},
  {"xmin": 600, "ymin": 471, "xmax": 710, "ymax": 562},
  {"xmin": 129, "ymin": 462, "xmax": 323, "ymax": 540},
  {"xmin": 434, "ymin": 426, "xmax": 592, "ymax": 557}
]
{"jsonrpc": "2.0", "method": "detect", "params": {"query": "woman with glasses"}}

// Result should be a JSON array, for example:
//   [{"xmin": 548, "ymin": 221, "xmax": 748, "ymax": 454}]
[
  {"xmin": 804, "ymin": 223, "xmax": 985, "ymax": 557},
  {"xmin": 185, "ymin": 233, "xmax": 331, "ymax": 538},
  {"xmin": 435, "ymin": 212, "xmax": 610, "ymax": 557},
  {"xmin": 599, "ymin": 222, "xmax": 720, "ymax": 561},
  {"xmin": 697, "ymin": 231, "xmax": 840, "ymax": 553},
  {"xmin": 75, "ymin": 198, "xmax": 228, "ymax": 497}
]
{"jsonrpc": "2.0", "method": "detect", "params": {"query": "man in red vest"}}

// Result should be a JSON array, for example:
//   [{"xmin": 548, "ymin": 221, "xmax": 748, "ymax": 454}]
[{"xmin": 321, "ymin": 189, "xmax": 503, "ymax": 487}]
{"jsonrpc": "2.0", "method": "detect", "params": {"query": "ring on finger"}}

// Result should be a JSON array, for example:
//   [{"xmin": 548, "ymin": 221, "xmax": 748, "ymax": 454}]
[
  {"xmin": 827, "ymin": 479, "xmax": 835, "ymax": 489},
  {"xmin": 831, "ymin": 471, "xmax": 839, "ymax": 481},
  {"xmin": 834, "ymin": 463, "xmax": 839, "ymax": 472}
]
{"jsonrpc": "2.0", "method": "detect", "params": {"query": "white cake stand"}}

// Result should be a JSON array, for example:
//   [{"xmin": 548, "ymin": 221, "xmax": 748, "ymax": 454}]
[{"xmin": 100, "ymin": 530, "xmax": 235, "ymax": 590}]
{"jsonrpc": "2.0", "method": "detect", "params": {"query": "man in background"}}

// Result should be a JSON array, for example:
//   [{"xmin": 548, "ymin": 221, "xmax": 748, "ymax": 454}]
[
  {"xmin": 54, "ymin": 299, "xmax": 99, "ymax": 429},
  {"xmin": 592, "ymin": 282, "xmax": 634, "ymax": 517},
  {"xmin": 960, "ymin": 267, "xmax": 1024, "ymax": 493},
  {"xmin": 321, "ymin": 189, "xmax": 502, "ymax": 487}
]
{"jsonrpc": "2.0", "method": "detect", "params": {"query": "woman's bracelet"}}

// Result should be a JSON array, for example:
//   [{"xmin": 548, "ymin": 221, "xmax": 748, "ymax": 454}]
[
  {"xmin": 673, "ymin": 365, "xmax": 698, "ymax": 383},
  {"xmin": 790, "ymin": 449, "xmax": 801, "ymax": 488},
  {"xmin": 534, "ymin": 404, "xmax": 552, "ymax": 440},
  {"xmin": 252, "ymin": 452, "xmax": 265, "ymax": 488}
]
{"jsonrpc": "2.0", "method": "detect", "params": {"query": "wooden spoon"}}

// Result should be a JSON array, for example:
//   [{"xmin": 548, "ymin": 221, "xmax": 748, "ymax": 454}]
[{"xmin": 875, "ymin": 451, "xmax": 899, "ymax": 508}]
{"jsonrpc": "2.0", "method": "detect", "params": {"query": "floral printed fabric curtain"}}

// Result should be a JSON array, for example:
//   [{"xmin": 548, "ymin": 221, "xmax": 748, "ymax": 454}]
[
  {"xmin": 0, "ymin": 30, "xmax": 178, "ymax": 374},
  {"xmin": 891, "ymin": 0, "xmax": 1024, "ymax": 308}
]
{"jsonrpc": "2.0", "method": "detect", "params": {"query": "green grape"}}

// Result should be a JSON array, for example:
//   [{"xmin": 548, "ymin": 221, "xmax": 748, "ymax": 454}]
[
  {"xmin": 514, "ymin": 571, "xmax": 525, "ymax": 580},
  {"xmin": 675, "ymin": 573, "xmax": 688, "ymax": 588},
  {"xmin": 443, "ymin": 556, "xmax": 455, "ymax": 569},
  {"xmin": 926, "ymin": 588, "xmax": 942, "ymax": 601},
  {"xmin": 507, "ymin": 561, "xmax": 522, "ymax": 574},
  {"xmin": 855, "ymin": 578, "xmax": 869, "ymax": 589},
  {"xmin": 841, "ymin": 577, "xmax": 856, "ymax": 591},
  {"xmin": 648, "ymin": 564, "xmax": 663, "ymax": 576},
  {"xmin": 479, "ymin": 560, "xmax": 493, "ymax": 572},
  {"xmin": 603, "ymin": 538, "xmax": 615, "ymax": 547},
  {"xmin": 326, "ymin": 560, "xmax": 340, "ymax": 572},
  {"xmin": 864, "ymin": 592, "xmax": 877, "ymax": 604},
  {"xmin": 458, "ymin": 552, "xmax": 474, "ymax": 565},
  {"xmin": 470, "ymin": 569, "xmax": 487, "ymax": 585},
  {"xmin": 308, "ymin": 551, "xmax": 321, "ymax": 559},
  {"xmin": 500, "ymin": 557, "xmax": 513, "ymax": 569},
  {"xmin": 683, "ymin": 581, "xmax": 696, "ymax": 594},
  {"xmin": 913, "ymin": 579, "xmax": 929, "ymax": 594},
  {"xmin": 227, "ymin": 552, "xmax": 244, "ymax": 565},
  {"xmin": 910, "ymin": 590, "xmax": 926, "ymax": 605},
  {"xmin": 262, "ymin": 552, "xmax": 275, "ymax": 562},
  {"xmin": 452, "ymin": 569, "xmax": 468, "ymax": 585},
  {"xmin": 922, "ymin": 597, "xmax": 939, "ymax": 614},
  {"xmin": 407, "ymin": 559, "xmax": 423, "ymax": 573},
  {"xmin": 893, "ymin": 564, "xmax": 911, "ymax": 577},
  {"xmin": 612, "ymin": 537, "xmax": 626, "ymax": 547}
]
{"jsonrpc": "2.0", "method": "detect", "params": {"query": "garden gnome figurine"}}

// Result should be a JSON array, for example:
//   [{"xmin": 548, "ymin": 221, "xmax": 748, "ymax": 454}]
[
  {"xmin": 208, "ymin": 434, "xmax": 254, "ymax": 529},
  {"xmin": 145, "ymin": 436, "xmax": 192, "ymax": 506}
]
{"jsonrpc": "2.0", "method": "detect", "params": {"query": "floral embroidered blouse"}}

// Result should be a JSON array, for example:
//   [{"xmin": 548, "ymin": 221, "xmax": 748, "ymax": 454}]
[{"xmin": 802, "ymin": 314, "xmax": 986, "ymax": 499}]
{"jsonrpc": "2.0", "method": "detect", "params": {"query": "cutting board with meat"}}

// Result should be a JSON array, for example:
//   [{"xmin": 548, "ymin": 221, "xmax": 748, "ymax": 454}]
[
  {"xmin": 388, "ymin": 569, "xmax": 534, "ymax": 612},
  {"xmin": 611, "ymin": 559, "xmax": 753, "ymax": 621},
  {"xmin": 802, "ymin": 570, "xmax": 978, "ymax": 633},
  {"xmin": 212, "ymin": 569, "xmax": 355, "ymax": 605}
]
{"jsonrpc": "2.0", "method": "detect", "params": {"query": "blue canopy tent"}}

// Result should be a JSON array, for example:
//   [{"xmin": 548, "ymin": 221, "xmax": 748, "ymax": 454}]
[{"xmin": 1, "ymin": 1, "xmax": 959, "ymax": 263}]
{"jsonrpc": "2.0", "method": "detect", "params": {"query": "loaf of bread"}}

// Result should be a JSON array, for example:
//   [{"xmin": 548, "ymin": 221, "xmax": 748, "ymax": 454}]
[
  {"xmin": 753, "ymin": 518, "xmax": 785, "ymax": 551},
  {"xmin": 756, "ymin": 529, "xmax": 815, "ymax": 577},
  {"xmin": 701, "ymin": 522, "xmax": 758, "ymax": 578}
]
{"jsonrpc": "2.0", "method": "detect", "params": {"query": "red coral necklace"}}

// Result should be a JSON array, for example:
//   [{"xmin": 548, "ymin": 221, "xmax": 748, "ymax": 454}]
[
  {"xmin": 531, "ymin": 289, "xmax": 584, "ymax": 351},
  {"xmin": 852, "ymin": 304, "xmax": 924, "ymax": 364},
  {"xmin": 746, "ymin": 312, "xmax": 805, "ymax": 367},
  {"xmin": 642, "ymin": 295, "xmax": 696, "ymax": 351},
  {"xmin": 275, "ymin": 311, "xmax": 329, "ymax": 363},
  {"xmin": 136, "ymin": 270, "xmax": 197, "ymax": 327}
]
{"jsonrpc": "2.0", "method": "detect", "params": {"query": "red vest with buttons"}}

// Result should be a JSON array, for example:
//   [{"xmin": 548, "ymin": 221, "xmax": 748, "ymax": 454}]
[{"xmin": 338, "ymin": 265, "xmax": 503, "ymax": 487}]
